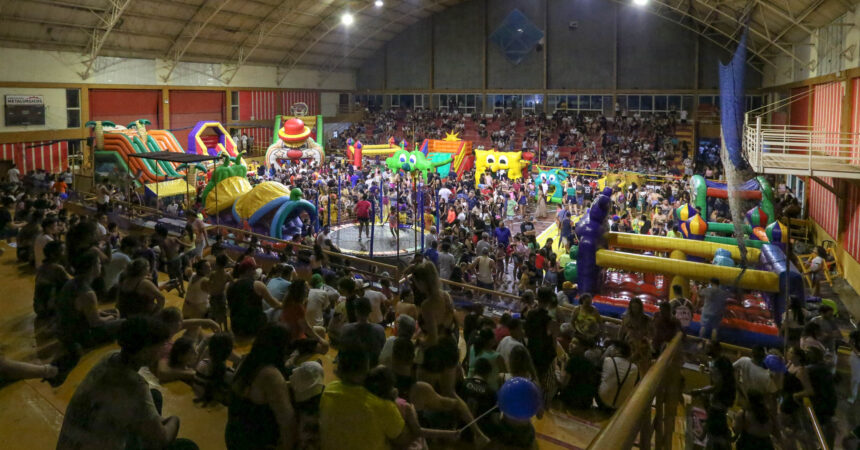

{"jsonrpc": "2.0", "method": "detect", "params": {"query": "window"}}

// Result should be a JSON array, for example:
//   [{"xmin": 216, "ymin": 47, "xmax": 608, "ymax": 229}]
[
  {"xmin": 640, "ymin": 95, "xmax": 653, "ymax": 111},
  {"xmin": 66, "ymin": 89, "xmax": 81, "ymax": 128},
  {"xmin": 230, "ymin": 91, "xmax": 239, "ymax": 121},
  {"xmin": 590, "ymin": 95, "xmax": 602, "ymax": 111},
  {"xmin": 683, "ymin": 95, "xmax": 694, "ymax": 113},
  {"xmin": 655, "ymin": 95, "xmax": 668, "ymax": 112},
  {"xmin": 627, "ymin": 95, "xmax": 639, "ymax": 111}
]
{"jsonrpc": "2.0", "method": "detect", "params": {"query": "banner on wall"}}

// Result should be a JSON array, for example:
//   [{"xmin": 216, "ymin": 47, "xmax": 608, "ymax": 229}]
[{"xmin": 5, "ymin": 95, "xmax": 46, "ymax": 126}]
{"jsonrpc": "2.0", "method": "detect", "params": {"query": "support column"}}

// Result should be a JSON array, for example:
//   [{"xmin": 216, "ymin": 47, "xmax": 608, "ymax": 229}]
[{"xmin": 161, "ymin": 88, "xmax": 171, "ymax": 130}]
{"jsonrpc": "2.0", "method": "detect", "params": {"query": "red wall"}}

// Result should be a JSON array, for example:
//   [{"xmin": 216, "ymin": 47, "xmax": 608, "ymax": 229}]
[
  {"xmin": 790, "ymin": 87, "xmax": 810, "ymax": 127},
  {"xmin": 89, "ymin": 89, "xmax": 162, "ymax": 128},
  {"xmin": 238, "ymin": 90, "xmax": 320, "ymax": 122},
  {"xmin": 809, "ymin": 177, "xmax": 839, "ymax": 239},
  {"xmin": 0, "ymin": 141, "xmax": 68, "ymax": 174},
  {"xmin": 169, "ymin": 90, "xmax": 225, "ymax": 150}
]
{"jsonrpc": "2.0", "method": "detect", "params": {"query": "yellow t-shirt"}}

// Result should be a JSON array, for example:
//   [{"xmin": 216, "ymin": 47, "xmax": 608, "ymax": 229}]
[{"xmin": 320, "ymin": 380, "xmax": 405, "ymax": 450}]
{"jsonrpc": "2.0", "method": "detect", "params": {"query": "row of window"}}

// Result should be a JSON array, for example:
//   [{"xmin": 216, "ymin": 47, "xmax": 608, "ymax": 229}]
[{"xmin": 352, "ymin": 93, "xmax": 764, "ymax": 115}]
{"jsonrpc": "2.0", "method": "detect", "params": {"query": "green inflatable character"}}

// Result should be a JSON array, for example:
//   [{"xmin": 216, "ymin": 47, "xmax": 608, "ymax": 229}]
[
  {"xmin": 534, "ymin": 168, "xmax": 565, "ymax": 204},
  {"xmin": 386, "ymin": 149, "xmax": 452, "ymax": 180},
  {"xmin": 564, "ymin": 261, "xmax": 578, "ymax": 282}
]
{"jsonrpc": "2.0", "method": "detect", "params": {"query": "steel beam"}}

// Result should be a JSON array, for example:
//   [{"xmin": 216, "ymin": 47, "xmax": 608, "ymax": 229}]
[
  {"xmin": 161, "ymin": 0, "xmax": 233, "ymax": 82},
  {"xmin": 80, "ymin": 0, "xmax": 133, "ymax": 80}
]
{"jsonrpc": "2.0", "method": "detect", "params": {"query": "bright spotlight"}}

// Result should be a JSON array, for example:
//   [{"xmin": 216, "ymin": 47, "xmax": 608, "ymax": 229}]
[
  {"xmin": 374, "ymin": 0, "xmax": 383, "ymax": 6},
  {"xmin": 633, "ymin": 0, "xmax": 648, "ymax": 5},
  {"xmin": 341, "ymin": 12, "xmax": 354, "ymax": 26}
]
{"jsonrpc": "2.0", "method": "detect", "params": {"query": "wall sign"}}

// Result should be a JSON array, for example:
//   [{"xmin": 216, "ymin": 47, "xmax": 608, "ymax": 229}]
[{"xmin": 5, "ymin": 95, "xmax": 46, "ymax": 126}]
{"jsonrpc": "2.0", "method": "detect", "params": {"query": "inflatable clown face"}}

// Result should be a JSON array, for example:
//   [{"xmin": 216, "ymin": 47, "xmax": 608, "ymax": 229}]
[{"xmin": 474, "ymin": 149, "xmax": 526, "ymax": 182}]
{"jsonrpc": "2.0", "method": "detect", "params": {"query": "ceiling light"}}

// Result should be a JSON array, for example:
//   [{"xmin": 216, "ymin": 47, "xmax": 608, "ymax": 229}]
[
  {"xmin": 517, "ymin": 28, "xmax": 523, "ymax": 33},
  {"xmin": 341, "ymin": 12, "xmax": 354, "ymax": 26},
  {"xmin": 375, "ymin": 0, "xmax": 383, "ymax": 6},
  {"xmin": 633, "ymin": 0, "xmax": 648, "ymax": 5}
]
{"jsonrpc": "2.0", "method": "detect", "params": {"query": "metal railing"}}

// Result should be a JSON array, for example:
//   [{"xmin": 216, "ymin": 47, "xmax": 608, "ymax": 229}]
[
  {"xmin": 803, "ymin": 397, "xmax": 830, "ymax": 450},
  {"xmin": 587, "ymin": 332, "xmax": 684, "ymax": 450},
  {"xmin": 744, "ymin": 115, "xmax": 860, "ymax": 177}
]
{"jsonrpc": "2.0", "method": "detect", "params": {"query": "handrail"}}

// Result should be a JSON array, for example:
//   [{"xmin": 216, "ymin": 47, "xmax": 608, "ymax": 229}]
[
  {"xmin": 803, "ymin": 397, "xmax": 830, "ymax": 450},
  {"xmin": 587, "ymin": 332, "xmax": 684, "ymax": 450}
]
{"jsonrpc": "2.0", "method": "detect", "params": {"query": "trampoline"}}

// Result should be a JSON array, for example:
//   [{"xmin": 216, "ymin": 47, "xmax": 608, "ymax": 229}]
[{"xmin": 329, "ymin": 222, "xmax": 430, "ymax": 259}]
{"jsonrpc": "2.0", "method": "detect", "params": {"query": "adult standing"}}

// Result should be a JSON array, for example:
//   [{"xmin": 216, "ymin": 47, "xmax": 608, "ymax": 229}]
[
  {"xmin": 698, "ymin": 278, "xmax": 729, "ymax": 341},
  {"xmin": 226, "ymin": 258, "xmax": 283, "ymax": 337},
  {"xmin": 412, "ymin": 262, "xmax": 460, "ymax": 397},
  {"xmin": 355, "ymin": 194, "xmax": 372, "ymax": 241}
]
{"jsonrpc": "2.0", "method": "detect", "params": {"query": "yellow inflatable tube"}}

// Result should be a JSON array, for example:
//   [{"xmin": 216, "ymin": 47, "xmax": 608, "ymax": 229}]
[
  {"xmin": 595, "ymin": 250, "xmax": 779, "ymax": 292},
  {"xmin": 607, "ymin": 232, "xmax": 761, "ymax": 262}
]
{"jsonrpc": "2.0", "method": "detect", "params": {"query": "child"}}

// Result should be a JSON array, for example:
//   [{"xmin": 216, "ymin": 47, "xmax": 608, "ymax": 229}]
[
  {"xmin": 192, "ymin": 332, "xmax": 235, "ymax": 405},
  {"xmin": 159, "ymin": 336, "xmax": 198, "ymax": 383}
]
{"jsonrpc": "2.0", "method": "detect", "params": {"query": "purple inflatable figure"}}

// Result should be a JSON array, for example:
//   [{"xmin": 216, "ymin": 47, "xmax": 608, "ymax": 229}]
[{"xmin": 576, "ymin": 188, "xmax": 613, "ymax": 294}]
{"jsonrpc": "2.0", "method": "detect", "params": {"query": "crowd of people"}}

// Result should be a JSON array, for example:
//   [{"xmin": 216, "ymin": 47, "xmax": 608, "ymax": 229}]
[
  {"xmin": 329, "ymin": 107, "xmax": 695, "ymax": 174},
  {"xmin": 0, "ymin": 107, "xmax": 852, "ymax": 450}
]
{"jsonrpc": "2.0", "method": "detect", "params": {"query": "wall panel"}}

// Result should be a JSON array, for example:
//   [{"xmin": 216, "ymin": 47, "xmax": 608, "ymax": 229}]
[
  {"xmin": 852, "ymin": 77, "xmax": 860, "ymax": 164},
  {"xmin": 617, "ymin": 8, "xmax": 695, "ymax": 89},
  {"xmin": 89, "ymin": 89, "xmax": 162, "ymax": 128},
  {"xmin": 845, "ymin": 182, "xmax": 860, "ymax": 262},
  {"xmin": 238, "ymin": 90, "xmax": 278, "ymax": 122},
  {"xmin": 281, "ymin": 91, "xmax": 319, "ymax": 115},
  {"xmin": 170, "ymin": 90, "xmax": 225, "ymax": 148},
  {"xmin": 0, "ymin": 140, "xmax": 68, "ymax": 173},
  {"xmin": 357, "ymin": 50, "xmax": 386, "ymax": 90},
  {"xmin": 812, "ymin": 81, "xmax": 843, "ymax": 156},
  {"xmin": 809, "ymin": 177, "xmax": 839, "ymax": 238},
  {"xmin": 386, "ymin": 19, "xmax": 431, "ymax": 90},
  {"xmin": 433, "ymin": 0, "xmax": 484, "ymax": 90},
  {"xmin": 546, "ymin": 0, "xmax": 614, "ymax": 90},
  {"xmin": 790, "ymin": 86, "xmax": 810, "ymax": 126},
  {"xmin": 486, "ymin": 0, "xmax": 545, "ymax": 90}
]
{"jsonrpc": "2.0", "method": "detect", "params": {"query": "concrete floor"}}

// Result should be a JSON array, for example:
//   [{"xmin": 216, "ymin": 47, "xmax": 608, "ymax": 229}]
[{"xmin": 0, "ymin": 241, "xmax": 607, "ymax": 450}]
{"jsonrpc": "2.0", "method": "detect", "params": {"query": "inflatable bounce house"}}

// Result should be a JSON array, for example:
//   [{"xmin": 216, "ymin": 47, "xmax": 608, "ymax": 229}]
[
  {"xmin": 186, "ymin": 121, "xmax": 240, "ymax": 158},
  {"xmin": 415, "ymin": 132, "xmax": 474, "ymax": 180},
  {"xmin": 348, "ymin": 132, "xmax": 475, "ymax": 181},
  {"xmin": 385, "ymin": 146, "xmax": 452, "ymax": 180},
  {"xmin": 202, "ymin": 152, "xmax": 318, "ymax": 239},
  {"xmin": 680, "ymin": 175, "xmax": 788, "ymax": 250},
  {"xmin": 473, "ymin": 149, "xmax": 533, "ymax": 186},
  {"xmin": 346, "ymin": 137, "xmax": 399, "ymax": 168},
  {"xmin": 563, "ymin": 187, "xmax": 803, "ymax": 348},
  {"xmin": 265, "ymin": 115, "xmax": 325, "ymax": 170},
  {"xmin": 90, "ymin": 119, "xmax": 191, "ymax": 185},
  {"xmin": 533, "ymin": 168, "xmax": 566, "ymax": 203}
]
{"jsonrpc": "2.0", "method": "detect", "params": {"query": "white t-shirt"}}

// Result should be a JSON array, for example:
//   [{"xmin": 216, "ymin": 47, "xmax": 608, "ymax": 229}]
[
  {"xmin": 438, "ymin": 188, "xmax": 452, "ymax": 203},
  {"xmin": 7, "ymin": 168, "xmax": 19, "ymax": 183},
  {"xmin": 34, "ymin": 233, "xmax": 53, "ymax": 268},
  {"xmin": 598, "ymin": 357, "xmax": 639, "ymax": 409},
  {"xmin": 103, "ymin": 251, "xmax": 132, "ymax": 291},
  {"xmin": 306, "ymin": 288, "xmax": 334, "ymax": 327},
  {"xmin": 363, "ymin": 289, "xmax": 387, "ymax": 324},
  {"xmin": 496, "ymin": 336, "xmax": 526, "ymax": 368},
  {"xmin": 733, "ymin": 356, "xmax": 777, "ymax": 395}
]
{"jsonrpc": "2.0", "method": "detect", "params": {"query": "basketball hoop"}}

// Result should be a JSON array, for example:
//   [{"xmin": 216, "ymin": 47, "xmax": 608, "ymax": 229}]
[{"xmin": 290, "ymin": 102, "xmax": 309, "ymax": 116}]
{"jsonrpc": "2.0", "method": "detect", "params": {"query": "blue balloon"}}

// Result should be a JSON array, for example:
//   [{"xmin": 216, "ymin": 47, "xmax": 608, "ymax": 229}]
[
  {"xmin": 713, "ymin": 255, "xmax": 735, "ymax": 267},
  {"xmin": 498, "ymin": 377, "xmax": 542, "ymax": 421}
]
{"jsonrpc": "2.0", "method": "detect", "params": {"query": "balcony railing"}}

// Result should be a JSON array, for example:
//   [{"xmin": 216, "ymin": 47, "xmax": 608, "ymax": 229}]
[{"xmin": 744, "ymin": 115, "xmax": 860, "ymax": 179}]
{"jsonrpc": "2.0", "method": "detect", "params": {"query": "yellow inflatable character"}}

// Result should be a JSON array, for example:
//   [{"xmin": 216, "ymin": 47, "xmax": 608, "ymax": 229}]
[{"xmin": 474, "ymin": 149, "xmax": 527, "ymax": 186}]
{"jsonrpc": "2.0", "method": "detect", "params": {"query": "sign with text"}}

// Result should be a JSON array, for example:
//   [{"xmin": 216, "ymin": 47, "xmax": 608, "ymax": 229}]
[{"xmin": 5, "ymin": 95, "xmax": 46, "ymax": 126}]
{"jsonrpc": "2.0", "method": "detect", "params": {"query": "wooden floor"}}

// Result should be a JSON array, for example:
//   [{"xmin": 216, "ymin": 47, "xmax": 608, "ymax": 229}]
[{"xmin": 0, "ymin": 242, "xmax": 607, "ymax": 450}]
